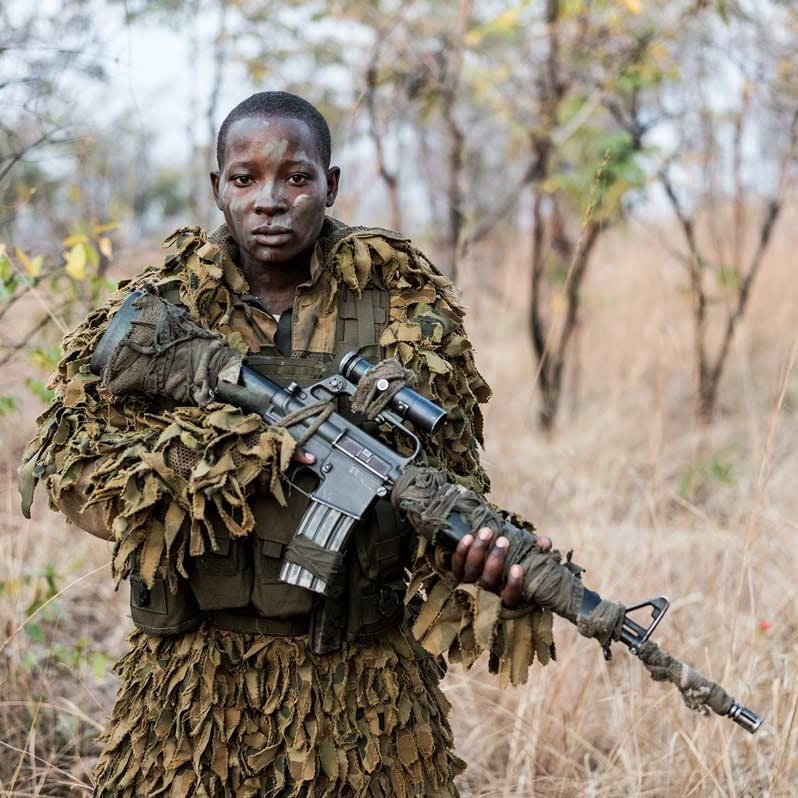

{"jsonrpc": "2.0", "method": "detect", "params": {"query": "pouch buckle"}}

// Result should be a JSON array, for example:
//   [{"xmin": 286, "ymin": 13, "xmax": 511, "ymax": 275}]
[{"xmin": 130, "ymin": 574, "xmax": 151, "ymax": 608}]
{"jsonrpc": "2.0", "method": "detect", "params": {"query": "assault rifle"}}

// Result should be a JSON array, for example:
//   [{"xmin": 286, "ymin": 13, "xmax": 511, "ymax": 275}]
[{"xmin": 91, "ymin": 291, "xmax": 762, "ymax": 734}]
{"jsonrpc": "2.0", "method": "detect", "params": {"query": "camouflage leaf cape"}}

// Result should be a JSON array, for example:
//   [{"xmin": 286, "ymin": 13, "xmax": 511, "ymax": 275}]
[{"xmin": 20, "ymin": 219, "xmax": 554, "ymax": 796}]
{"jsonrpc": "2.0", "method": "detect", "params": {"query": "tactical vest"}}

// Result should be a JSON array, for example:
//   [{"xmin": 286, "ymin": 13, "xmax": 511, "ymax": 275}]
[{"xmin": 129, "ymin": 275, "xmax": 410, "ymax": 646}]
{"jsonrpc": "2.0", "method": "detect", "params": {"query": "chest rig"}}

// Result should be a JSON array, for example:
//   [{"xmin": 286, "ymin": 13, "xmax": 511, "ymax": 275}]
[{"xmin": 129, "ymin": 275, "xmax": 410, "ymax": 649}]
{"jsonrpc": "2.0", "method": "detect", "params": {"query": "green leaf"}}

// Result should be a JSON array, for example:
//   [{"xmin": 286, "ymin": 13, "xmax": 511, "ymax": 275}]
[
  {"xmin": 718, "ymin": 264, "xmax": 740, "ymax": 291},
  {"xmin": 0, "ymin": 395, "xmax": 19, "ymax": 417},
  {"xmin": 15, "ymin": 247, "xmax": 43, "ymax": 277},
  {"xmin": 678, "ymin": 464, "xmax": 695, "ymax": 499},
  {"xmin": 43, "ymin": 562, "xmax": 59, "ymax": 597},
  {"xmin": 25, "ymin": 623, "xmax": 46, "ymax": 644},
  {"xmin": 0, "ymin": 273, "xmax": 20, "ymax": 301},
  {"xmin": 84, "ymin": 242, "xmax": 100, "ymax": 268},
  {"xmin": 30, "ymin": 344, "xmax": 62, "ymax": 371},
  {"xmin": 0, "ymin": 246, "xmax": 12, "ymax": 281},
  {"xmin": 466, "ymin": 7, "xmax": 523, "ymax": 47},
  {"xmin": 678, "ymin": 448, "xmax": 736, "ymax": 500},
  {"xmin": 64, "ymin": 243, "xmax": 88, "ymax": 280},
  {"xmin": 90, "ymin": 652, "xmax": 112, "ymax": 679},
  {"xmin": 25, "ymin": 377, "xmax": 55, "ymax": 405},
  {"xmin": 710, "ymin": 455, "xmax": 734, "ymax": 484}
]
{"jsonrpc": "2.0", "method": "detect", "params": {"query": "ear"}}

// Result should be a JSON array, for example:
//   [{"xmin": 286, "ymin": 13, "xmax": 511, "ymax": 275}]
[
  {"xmin": 325, "ymin": 166, "xmax": 341, "ymax": 207},
  {"xmin": 210, "ymin": 171, "xmax": 222, "ymax": 208}
]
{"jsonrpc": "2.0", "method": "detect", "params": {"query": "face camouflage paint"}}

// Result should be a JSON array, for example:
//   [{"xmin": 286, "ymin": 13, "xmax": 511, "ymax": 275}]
[{"xmin": 212, "ymin": 116, "xmax": 339, "ymax": 274}]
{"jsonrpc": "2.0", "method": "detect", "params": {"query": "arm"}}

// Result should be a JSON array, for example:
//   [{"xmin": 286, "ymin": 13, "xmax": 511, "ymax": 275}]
[{"xmin": 19, "ymin": 280, "xmax": 297, "ymax": 591}]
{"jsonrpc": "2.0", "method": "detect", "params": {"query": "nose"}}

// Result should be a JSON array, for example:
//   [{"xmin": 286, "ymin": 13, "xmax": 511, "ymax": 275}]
[{"xmin": 253, "ymin": 180, "xmax": 288, "ymax": 215}]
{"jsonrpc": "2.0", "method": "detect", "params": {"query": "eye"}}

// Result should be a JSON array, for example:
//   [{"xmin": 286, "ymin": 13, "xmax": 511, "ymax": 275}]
[
  {"xmin": 232, "ymin": 174, "xmax": 254, "ymax": 187},
  {"xmin": 287, "ymin": 173, "xmax": 311, "ymax": 186}
]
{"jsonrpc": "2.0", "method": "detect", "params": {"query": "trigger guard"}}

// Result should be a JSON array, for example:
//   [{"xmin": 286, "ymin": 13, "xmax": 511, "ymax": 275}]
[{"xmin": 284, "ymin": 464, "xmax": 319, "ymax": 498}]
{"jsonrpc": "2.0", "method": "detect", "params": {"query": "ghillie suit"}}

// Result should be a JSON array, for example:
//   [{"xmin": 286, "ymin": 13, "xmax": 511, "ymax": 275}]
[{"xmin": 20, "ymin": 219, "xmax": 554, "ymax": 797}]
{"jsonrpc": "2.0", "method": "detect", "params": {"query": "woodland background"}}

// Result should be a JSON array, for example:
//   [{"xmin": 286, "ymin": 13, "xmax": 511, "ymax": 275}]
[{"xmin": 1, "ymin": 0, "xmax": 797, "ymax": 795}]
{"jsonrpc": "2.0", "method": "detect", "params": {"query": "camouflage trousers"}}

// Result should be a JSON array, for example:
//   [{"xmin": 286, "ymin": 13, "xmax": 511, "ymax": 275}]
[{"xmin": 92, "ymin": 624, "xmax": 463, "ymax": 797}]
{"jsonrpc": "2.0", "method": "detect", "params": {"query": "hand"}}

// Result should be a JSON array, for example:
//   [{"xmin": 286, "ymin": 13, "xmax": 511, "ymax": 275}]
[
  {"xmin": 451, "ymin": 527, "xmax": 552, "ymax": 608},
  {"xmin": 255, "ymin": 445, "xmax": 316, "ymax": 496},
  {"xmin": 292, "ymin": 447, "xmax": 315, "ymax": 465}
]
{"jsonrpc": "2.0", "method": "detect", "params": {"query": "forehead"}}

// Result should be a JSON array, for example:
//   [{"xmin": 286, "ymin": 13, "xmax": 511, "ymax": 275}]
[{"xmin": 222, "ymin": 115, "xmax": 324, "ymax": 166}]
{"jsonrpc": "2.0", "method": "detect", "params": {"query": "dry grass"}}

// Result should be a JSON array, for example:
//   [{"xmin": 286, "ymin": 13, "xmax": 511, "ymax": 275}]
[{"xmin": 1, "ymin": 215, "xmax": 796, "ymax": 796}]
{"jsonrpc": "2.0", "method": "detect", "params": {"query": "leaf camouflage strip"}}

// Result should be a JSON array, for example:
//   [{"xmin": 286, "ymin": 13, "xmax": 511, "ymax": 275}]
[
  {"xmin": 19, "ymin": 220, "xmax": 554, "ymax": 794},
  {"xmin": 93, "ymin": 626, "xmax": 463, "ymax": 797}
]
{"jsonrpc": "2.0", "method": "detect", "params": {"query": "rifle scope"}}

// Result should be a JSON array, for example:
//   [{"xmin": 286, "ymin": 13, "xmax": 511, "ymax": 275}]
[{"xmin": 339, "ymin": 352, "xmax": 447, "ymax": 436}]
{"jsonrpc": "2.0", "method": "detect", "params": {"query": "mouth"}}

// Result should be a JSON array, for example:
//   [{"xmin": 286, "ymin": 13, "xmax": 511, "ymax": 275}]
[{"xmin": 251, "ymin": 227, "xmax": 292, "ymax": 245}]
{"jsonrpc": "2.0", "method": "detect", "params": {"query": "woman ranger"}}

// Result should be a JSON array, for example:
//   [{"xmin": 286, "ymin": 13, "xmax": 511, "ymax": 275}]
[{"xmin": 20, "ymin": 92, "xmax": 554, "ymax": 797}]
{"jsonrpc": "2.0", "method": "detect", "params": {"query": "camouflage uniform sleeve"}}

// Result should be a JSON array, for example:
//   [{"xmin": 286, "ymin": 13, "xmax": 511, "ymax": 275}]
[
  {"xmin": 374, "ymin": 239, "xmax": 555, "ymax": 685},
  {"xmin": 18, "ymin": 277, "xmax": 295, "ymax": 591}
]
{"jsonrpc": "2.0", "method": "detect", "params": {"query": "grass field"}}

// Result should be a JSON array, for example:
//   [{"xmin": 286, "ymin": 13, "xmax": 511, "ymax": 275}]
[{"xmin": 1, "ymin": 214, "xmax": 796, "ymax": 796}]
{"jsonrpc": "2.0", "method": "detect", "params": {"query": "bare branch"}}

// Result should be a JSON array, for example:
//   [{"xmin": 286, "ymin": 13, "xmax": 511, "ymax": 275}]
[
  {"xmin": 440, "ymin": 0, "xmax": 471, "ymax": 277},
  {"xmin": 659, "ymin": 166, "xmax": 710, "ymax": 405},
  {"xmin": 0, "ymin": 131, "xmax": 51, "ymax": 184},
  {"xmin": 358, "ymin": 3, "xmax": 416, "ymax": 232},
  {"xmin": 365, "ymin": 56, "xmax": 401, "ymax": 231},
  {"xmin": 709, "ymin": 106, "xmax": 798, "ymax": 391},
  {"xmin": 463, "ymin": 87, "xmax": 604, "ymax": 252},
  {"xmin": 206, "ymin": 0, "xmax": 230, "ymax": 167},
  {"xmin": 0, "ymin": 312, "xmax": 59, "ymax": 369},
  {"xmin": 555, "ymin": 218, "xmax": 601, "ymax": 364},
  {"xmin": 463, "ymin": 157, "xmax": 539, "ymax": 248},
  {"xmin": 553, "ymin": 88, "xmax": 604, "ymax": 146}
]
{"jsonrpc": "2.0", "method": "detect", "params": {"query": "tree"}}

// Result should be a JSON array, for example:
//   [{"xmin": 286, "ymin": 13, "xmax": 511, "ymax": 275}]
[
  {"xmin": 651, "ymin": 2, "xmax": 798, "ymax": 422},
  {"xmin": 240, "ymin": 0, "xmax": 474, "ymax": 275},
  {"xmin": 0, "ymin": 0, "xmax": 115, "ymax": 417},
  {"xmin": 233, "ymin": 0, "xmax": 669, "ymax": 430},
  {"xmin": 459, "ymin": 1, "xmax": 669, "ymax": 430},
  {"xmin": 0, "ymin": 0, "xmax": 105, "ymax": 241}
]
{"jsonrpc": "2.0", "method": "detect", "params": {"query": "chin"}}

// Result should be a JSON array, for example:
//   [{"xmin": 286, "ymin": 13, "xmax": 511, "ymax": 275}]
[{"xmin": 249, "ymin": 243, "xmax": 300, "ymax": 266}]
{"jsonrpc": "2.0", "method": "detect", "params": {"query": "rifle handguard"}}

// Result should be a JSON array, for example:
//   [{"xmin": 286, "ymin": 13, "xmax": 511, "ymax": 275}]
[{"xmin": 391, "ymin": 467, "xmax": 764, "ymax": 734}]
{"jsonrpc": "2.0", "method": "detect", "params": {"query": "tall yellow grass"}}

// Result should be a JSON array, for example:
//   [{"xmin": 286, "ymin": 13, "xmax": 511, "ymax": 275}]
[{"xmin": 1, "ymin": 214, "xmax": 796, "ymax": 796}]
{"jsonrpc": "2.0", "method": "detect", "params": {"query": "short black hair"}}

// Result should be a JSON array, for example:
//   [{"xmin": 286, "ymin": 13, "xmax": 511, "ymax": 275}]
[{"xmin": 216, "ymin": 91, "xmax": 332, "ymax": 169}]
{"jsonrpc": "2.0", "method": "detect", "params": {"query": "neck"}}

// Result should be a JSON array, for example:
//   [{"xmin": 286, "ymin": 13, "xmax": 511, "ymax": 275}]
[{"xmin": 240, "ymin": 248, "xmax": 312, "ymax": 296}]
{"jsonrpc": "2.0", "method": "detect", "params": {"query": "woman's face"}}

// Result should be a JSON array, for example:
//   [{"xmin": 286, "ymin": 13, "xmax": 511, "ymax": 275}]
[{"xmin": 211, "ymin": 114, "xmax": 339, "ymax": 269}]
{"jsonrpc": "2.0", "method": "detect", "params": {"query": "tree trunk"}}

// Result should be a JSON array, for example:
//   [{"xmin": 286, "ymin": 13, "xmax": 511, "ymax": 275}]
[
  {"xmin": 365, "ymin": 60, "xmax": 402, "ymax": 232},
  {"xmin": 203, "ymin": 0, "xmax": 229, "ymax": 226},
  {"xmin": 697, "ymin": 371, "xmax": 719, "ymax": 424},
  {"xmin": 538, "ymin": 358, "xmax": 564, "ymax": 432},
  {"xmin": 186, "ymin": 0, "xmax": 202, "ymax": 221},
  {"xmin": 439, "ymin": 0, "xmax": 471, "ymax": 280}
]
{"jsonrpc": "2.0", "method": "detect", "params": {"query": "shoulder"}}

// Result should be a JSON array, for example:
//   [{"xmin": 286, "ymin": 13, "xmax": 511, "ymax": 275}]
[
  {"xmin": 129, "ymin": 225, "xmax": 247, "ymax": 325},
  {"xmin": 356, "ymin": 227, "xmax": 490, "ymax": 487},
  {"xmin": 323, "ymin": 219, "xmax": 465, "ymax": 316},
  {"xmin": 57, "ymin": 225, "xmax": 221, "ymax": 379},
  {"xmin": 157, "ymin": 225, "xmax": 238, "ymax": 291}
]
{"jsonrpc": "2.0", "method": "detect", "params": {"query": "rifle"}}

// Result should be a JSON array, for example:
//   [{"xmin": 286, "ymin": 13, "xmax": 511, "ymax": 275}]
[{"xmin": 90, "ymin": 290, "xmax": 763, "ymax": 734}]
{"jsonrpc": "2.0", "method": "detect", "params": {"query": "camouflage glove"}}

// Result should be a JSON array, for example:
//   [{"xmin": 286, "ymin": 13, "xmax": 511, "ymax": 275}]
[{"xmin": 98, "ymin": 287, "xmax": 242, "ymax": 406}]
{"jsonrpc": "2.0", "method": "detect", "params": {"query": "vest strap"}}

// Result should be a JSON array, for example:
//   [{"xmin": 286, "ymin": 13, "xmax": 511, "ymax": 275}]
[
  {"xmin": 357, "ymin": 289, "xmax": 376, "ymax": 349},
  {"xmin": 205, "ymin": 609, "xmax": 308, "ymax": 636},
  {"xmin": 335, "ymin": 284, "xmax": 387, "ymax": 362}
]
